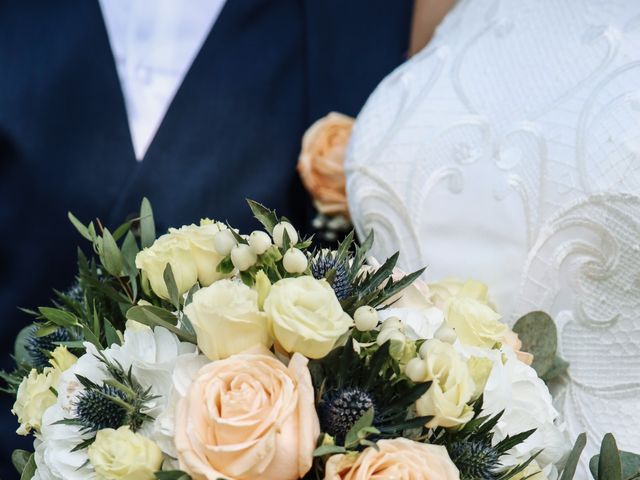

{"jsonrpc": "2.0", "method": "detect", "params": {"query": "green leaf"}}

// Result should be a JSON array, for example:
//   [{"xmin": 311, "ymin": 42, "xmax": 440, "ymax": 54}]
[
  {"xmin": 619, "ymin": 452, "xmax": 640, "ymax": 479},
  {"xmin": 38, "ymin": 307, "xmax": 78, "ymax": 328},
  {"xmin": 140, "ymin": 197, "xmax": 156, "ymax": 248},
  {"xmin": 121, "ymin": 231, "xmax": 139, "ymax": 278},
  {"xmin": 104, "ymin": 319, "xmax": 121, "ymax": 346},
  {"xmin": 598, "ymin": 433, "xmax": 622, "ymax": 480},
  {"xmin": 19, "ymin": 452, "xmax": 36, "ymax": 480},
  {"xmin": 111, "ymin": 220, "xmax": 132, "ymax": 242},
  {"xmin": 154, "ymin": 470, "xmax": 192, "ymax": 480},
  {"xmin": 36, "ymin": 324, "xmax": 59, "ymax": 337},
  {"xmin": 163, "ymin": 264, "xmax": 180, "ymax": 309},
  {"xmin": 560, "ymin": 432, "xmax": 587, "ymax": 480},
  {"xmin": 512, "ymin": 311, "xmax": 558, "ymax": 377},
  {"xmin": 313, "ymin": 445, "xmax": 347, "ymax": 457},
  {"xmin": 247, "ymin": 199, "xmax": 278, "ymax": 233},
  {"xmin": 216, "ymin": 256, "xmax": 235, "ymax": 275},
  {"xmin": 126, "ymin": 306, "xmax": 196, "ymax": 344},
  {"xmin": 100, "ymin": 228, "xmax": 124, "ymax": 277},
  {"xmin": 345, "ymin": 407, "xmax": 375, "ymax": 447},
  {"xmin": 11, "ymin": 449, "xmax": 32, "ymax": 474},
  {"xmin": 68, "ymin": 212, "xmax": 92, "ymax": 241},
  {"xmin": 542, "ymin": 355, "xmax": 570, "ymax": 382}
]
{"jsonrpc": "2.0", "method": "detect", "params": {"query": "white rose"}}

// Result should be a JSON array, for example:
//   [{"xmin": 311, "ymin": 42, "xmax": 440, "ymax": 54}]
[
  {"xmin": 475, "ymin": 347, "xmax": 570, "ymax": 474},
  {"xmin": 169, "ymin": 221, "xmax": 228, "ymax": 286},
  {"xmin": 264, "ymin": 277, "xmax": 353, "ymax": 359},
  {"xmin": 184, "ymin": 279, "xmax": 272, "ymax": 360},
  {"xmin": 88, "ymin": 426, "xmax": 163, "ymax": 480},
  {"xmin": 415, "ymin": 339, "xmax": 475, "ymax": 428},
  {"xmin": 135, "ymin": 231, "xmax": 198, "ymax": 299}
]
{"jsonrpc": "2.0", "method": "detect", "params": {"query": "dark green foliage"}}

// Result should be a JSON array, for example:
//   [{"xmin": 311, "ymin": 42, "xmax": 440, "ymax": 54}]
[
  {"xmin": 319, "ymin": 387, "xmax": 376, "ymax": 443},
  {"xmin": 74, "ymin": 383, "xmax": 128, "ymax": 432},
  {"xmin": 311, "ymin": 250, "xmax": 353, "ymax": 300},
  {"xmin": 449, "ymin": 439, "xmax": 500, "ymax": 480}
]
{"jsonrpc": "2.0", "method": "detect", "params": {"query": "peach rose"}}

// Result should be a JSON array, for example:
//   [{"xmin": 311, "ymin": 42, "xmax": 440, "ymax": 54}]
[
  {"xmin": 502, "ymin": 329, "xmax": 534, "ymax": 366},
  {"xmin": 324, "ymin": 438, "xmax": 460, "ymax": 480},
  {"xmin": 174, "ymin": 348, "xmax": 320, "ymax": 480},
  {"xmin": 298, "ymin": 112, "xmax": 354, "ymax": 217}
]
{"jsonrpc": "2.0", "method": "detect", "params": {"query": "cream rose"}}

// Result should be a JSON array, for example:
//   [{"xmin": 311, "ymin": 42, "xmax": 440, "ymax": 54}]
[
  {"xmin": 415, "ymin": 339, "xmax": 475, "ymax": 428},
  {"xmin": 12, "ymin": 346, "xmax": 77, "ymax": 435},
  {"xmin": 440, "ymin": 280, "xmax": 506, "ymax": 348},
  {"xmin": 12, "ymin": 368, "xmax": 57, "ymax": 435},
  {"xmin": 264, "ymin": 276, "xmax": 353, "ymax": 359},
  {"xmin": 324, "ymin": 438, "xmax": 459, "ymax": 480},
  {"xmin": 174, "ymin": 348, "xmax": 320, "ymax": 480},
  {"xmin": 88, "ymin": 426, "xmax": 163, "ymax": 480},
  {"xmin": 169, "ymin": 220, "xmax": 229, "ymax": 286},
  {"xmin": 135, "ymin": 231, "xmax": 198, "ymax": 299},
  {"xmin": 184, "ymin": 279, "xmax": 272, "ymax": 360},
  {"xmin": 297, "ymin": 112, "xmax": 354, "ymax": 217}
]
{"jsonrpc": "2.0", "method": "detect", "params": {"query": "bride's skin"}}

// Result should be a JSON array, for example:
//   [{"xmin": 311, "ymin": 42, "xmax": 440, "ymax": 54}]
[{"xmin": 409, "ymin": 0, "xmax": 457, "ymax": 56}]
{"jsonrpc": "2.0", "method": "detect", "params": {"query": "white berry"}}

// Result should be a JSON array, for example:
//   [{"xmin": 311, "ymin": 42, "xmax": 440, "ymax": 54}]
[
  {"xmin": 272, "ymin": 222, "xmax": 298, "ymax": 247},
  {"xmin": 376, "ymin": 328, "xmax": 405, "ymax": 346},
  {"xmin": 230, "ymin": 244, "xmax": 257, "ymax": 271},
  {"xmin": 248, "ymin": 230, "xmax": 272, "ymax": 255},
  {"xmin": 283, "ymin": 248, "xmax": 308, "ymax": 273},
  {"xmin": 381, "ymin": 316, "xmax": 403, "ymax": 332},
  {"xmin": 354, "ymin": 306, "xmax": 378, "ymax": 331},
  {"xmin": 434, "ymin": 324, "xmax": 457, "ymax": 344},
  {"xmin": 213, "ymin": 230, "xmax": 237, "ymax": 256}
]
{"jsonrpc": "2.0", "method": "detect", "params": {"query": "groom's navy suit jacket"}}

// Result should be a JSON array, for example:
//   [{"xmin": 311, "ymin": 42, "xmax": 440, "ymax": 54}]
[{"xmin": 0, "ymin": 0, "xmax": 412, "ymax": 476}]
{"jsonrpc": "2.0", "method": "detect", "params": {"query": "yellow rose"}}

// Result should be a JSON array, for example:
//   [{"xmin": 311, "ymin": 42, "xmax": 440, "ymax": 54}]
[
  {"xmin": 264, "ymin": 277, "xmax": 353, "ymax": 359},
  {"xmin": 442, "ymin": 280, "xmax": 507, "ymax": 348},
  {"xmin": 88, "ymin": 426, "xmax": 163, "ymax": 480},
  {"xmin": 468, "ymin": 356, "xmax": 494, "ymax": 398},
  {"xmin": 415, "ymin": 339, "xmax": 475, "ymax": 428},
  {"xmin": 184, "ymin": 279, "xmax": 272, "ymax": 360},
  {"xmin": 12, "ymin": 368, "xmax": 58, "ymax": 435},
  {"xmin": 175, "ymin": 349, "xmax": 320, "ymax": 480},
  {"xmin": 254, "ymin": 269, "xmax": 272, "ymax": 310},
  {"xmin": 324, "ymin": 438, "xmax": 459, "ymax": 479},
  {"xmin": 169, "ymin": 221, "xmax": 229, "ymax": 286},
  {"xmin": 135, "ymin": 231, "xmax": 198, "ymax": 299},
  {"xmin": 297, "ymin": 112, "xmax": 354, "ymax": 217}
]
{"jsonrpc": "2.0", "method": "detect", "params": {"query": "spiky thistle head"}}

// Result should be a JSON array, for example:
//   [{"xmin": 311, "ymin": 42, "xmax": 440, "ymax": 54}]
[
  {"xmin": 25, "ymin": 326, "xmax": 72, "ymax": 369},
  {"xmin": 73, "ymin": 384, "xmax": 128, "ymax": 432},
  {"xmin": 448, "ymin": 439, "xmax": 501, "ymax": 480},
  {"xmin": 319, "ymin": 387, "xmax": 377, "ymax": 443},
  {"xmin": 311, "ymin": 250, "xmax": 353, "ymax": 300}
]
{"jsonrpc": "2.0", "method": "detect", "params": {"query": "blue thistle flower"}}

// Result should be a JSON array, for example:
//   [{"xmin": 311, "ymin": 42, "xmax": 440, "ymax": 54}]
[
  {"xmin": 25, "ymin": 326, "xmax": 71, "ymax": 369},
  {"xmin": 319, "ymin": 387, "xmax": 376, "ymax": 442},
  {"xmin": 311, "ymin": 251, "xmax": 353, "ymax": 300},
  {"xmin": 449, "ymin": 439, "xmax": 501, "ymax": 480},
  {"xmin": 74, "ymin": 384, "xmax": 128, "ymax": 432}
]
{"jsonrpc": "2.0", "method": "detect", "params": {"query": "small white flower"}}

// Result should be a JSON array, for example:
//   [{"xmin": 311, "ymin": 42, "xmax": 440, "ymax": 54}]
[
  {"xmin": 272, "ymin": 222, "xmax": 298, "ymax": 247},
  {"xmin": 282, "ymin": 248, "xmax": 308, "ymax": 273},
  {"xmin": 213, "ymin": 230, "xmax": 237, "ymax": 256},
  {"xmin": 248, "ymin": 230, "xmax": 272, "ymax": 255},
  {"xmin": 230, "ymin": 244, "xmax": 257, "ymax": 271}
]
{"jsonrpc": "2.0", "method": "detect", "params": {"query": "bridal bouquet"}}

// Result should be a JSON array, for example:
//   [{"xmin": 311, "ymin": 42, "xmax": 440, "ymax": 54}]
[{"xmin": 5, "ymin": 199, "xmax": 584, "ymax": 480}]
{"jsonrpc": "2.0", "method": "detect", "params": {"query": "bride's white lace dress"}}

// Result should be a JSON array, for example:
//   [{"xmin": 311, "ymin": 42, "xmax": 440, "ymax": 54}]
[{"xmin": 346, "ymin": 0, "xmax": 640, "ymax": 475}]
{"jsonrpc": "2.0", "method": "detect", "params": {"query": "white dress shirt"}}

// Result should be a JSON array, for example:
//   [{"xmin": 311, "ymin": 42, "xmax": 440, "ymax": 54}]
[{"xmin": 99, "ymin": 0, "xmax": 227, "ymax": 160}]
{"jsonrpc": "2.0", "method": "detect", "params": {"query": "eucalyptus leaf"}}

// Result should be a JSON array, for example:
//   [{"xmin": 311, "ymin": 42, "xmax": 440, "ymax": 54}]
[
  {"xmin": 126, "ymin": 305, "xmax": 196, "ymax": 344},
  {"xmin": 11, "ymin": 449, "xmax": 32, "ymax": 474},
  {"xmin": 121, "ymin": 231, "xmax": 139, "ymax": 278},
  {"xmin": 541, "ymin": 355, "xmax": 570, "ymax": 382},
  {"xmin": 345, "ymin": 407, "xmax": 375, "ymax": 447},
  {"xmin": 559, "ymin": 432, "xmax": 586, "ymax": 480},
  {"xmin": 100, "ymin": 228, "xmax": 124, "ymax": 277},
  {"xmin": 140, "ymin": 197, "xmax": 156, "ymax": 248},
  {"xmin": 597, "ymin": 433, "xmax": 622, "ymax": 480},
  {"xmin": 512, "ymin": 311, "xmax": 557, "ymax": 377},
  {"xmin": 590, "ymin": 446, "xmax": 640, "ymax": 479},
  {"xmin": 19, "ymin": 452, "xmax": 36, "ymax": 480},
  {"xmin": 38, "ymin": 307, "xmax": 78, "ymax": 328},
  {"xmin": 68, "ymin": 212, "xmax": 92, "ymax": 241},
  {"xmin": 104, "ymin": 319, "xmax": 121, "ymax": 346},
  {"xmin": 163, "ymin": 264, "xmax": 181, "ymax": 309},
  {"xmin": 155, "ymin": 471, "xmax": 192, "ymax": 480},
  {"xmin": 312, "ymin": 445, "xmax": 347, "ymax": 457}
]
